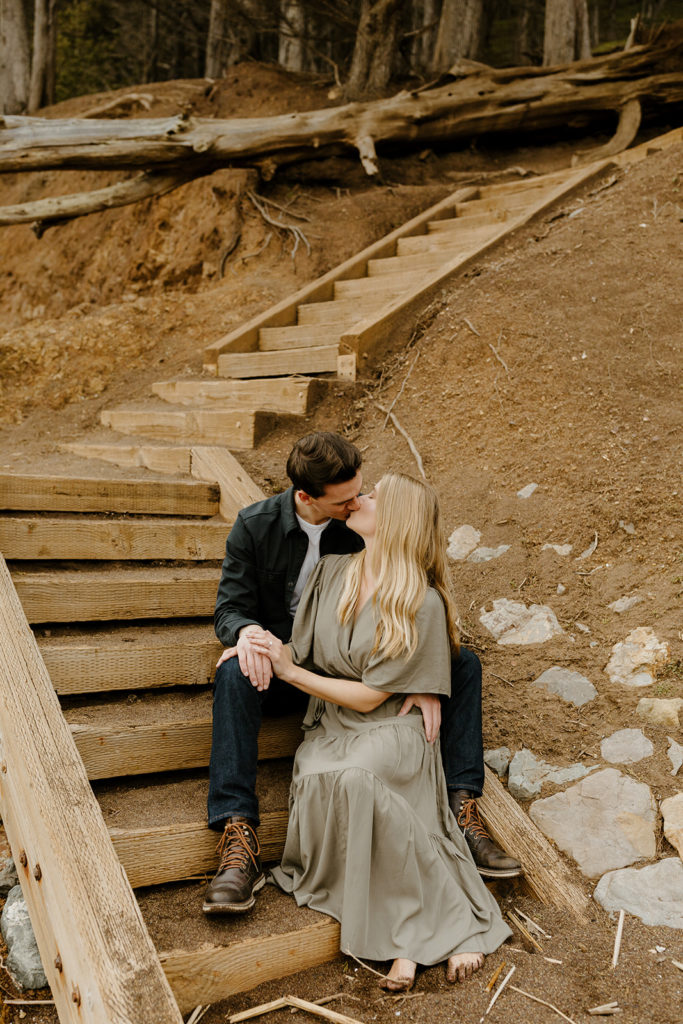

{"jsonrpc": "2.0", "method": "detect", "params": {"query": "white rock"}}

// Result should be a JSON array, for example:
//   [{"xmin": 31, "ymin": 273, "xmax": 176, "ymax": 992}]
[
  {"xmin": 600, "ymin": 728, "xmax": 654, "ymax": 764},
  {"xmin": 447, "ymin": 525, "xmax": 481, "ymax": 561},
  {"xmin": 529, "ymin": 768, "xmax": 657, "ymax": 878},
  {"xmin": 508, "ymin": 749, "xmax": 593, "ymax": 801},
  {"xmin": 517, "ymin": 483, "xmax": 538, "ymax": 499},
  {"xmin": 484, "ymin": 747, "xmax": 512, "ymax": 777},
  {"xmin": 637, "ymin": 697, "xmax": 683, "ymax": 730},
  {"xmin": 556, "ymin": 583, "xmax": 566, "ymax": 595},
  {"xmin": 661, "ymin": 793, "xmax": 683, "ymax": 859},
  {"xmin": 468, "ymin": 544, "xmax": 510, "ymax": 563},
  {"xmin": 667, "ymin": 736, "xmax": 683, "ymax": 776},
  {"xmin": 543, "ymin": 543, "xmax": 573, "ymax": 556},
  {"xmin": 608, "ymin": 595, "xmax": 644, "ymax": 614},
  {"xmin": 594, "ymin": 859, "xmax": 683, "ymax": 928},
  {"xmin": 0, "ymin": 886, "xmax": 48, "ymax": 990},
  {"xmin": 532, "ymin": 666, "xmax": 597, "ymax": 707},
  {"xmin": 604, "ymin": 628, "xmax": 670, "ymax": 687},
  {"xmin": 480, "ymin": 599, "xmax": 563, "ymax": 646},
  {"xmin": 618, "ymin": 520, "xmax": 636, "ymax": 536},
  {"xmin": 577, "ymin": 532, "xmax": 598, "ymax": 560}
]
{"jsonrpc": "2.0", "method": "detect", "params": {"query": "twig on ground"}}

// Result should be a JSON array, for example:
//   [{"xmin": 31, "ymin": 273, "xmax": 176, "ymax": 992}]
[
  {"xmin": 506, "ymin": 910, "xmax": 543, "ymax": 953},
  {"xmin": 186, "ymin": 1005, "xmax": 211, "ymax": 1024},
  {"xmin": 381, "ymin": 353, "xmax": 419, "ymax": 428},
  {"xmin": 485, "ymin": 961, "xmax": 506, "ymax": 992},
  {"xmin": 514, "ymin": 907, "xmax": 552, "ymax": 938},
  {"xmin": 611, "ymin": 909, "xmax": 625, "ymax": 968},
  {"xmin": 489, "ymin": 672, "xmax": 513, "ymax": 686},
  {"xmin": 3, "ymin": 999, "xmax": 55, "ymax": 1005},
  {"xmin": 376, "ymin": 405, "xmax": 426, "ymax": 480},
  {"xmin": 347, "ymin": 952, "xmax": 385, "ymax": 978},
  {"xmin": 509, "ymin": 985, "xmax": 578, "ymax": 1024},
  {"xmin": 587, "ymin": 1002, "xmax": 621, "ymax": 1016},
  {"xmin": 488, "ymin": 332, "xmax": 510, "ymax": 377},
  {"xmin": 247, "ymin": 191, "xmax": 311, "ymax": 259},
  {"xmin": 479, "ymin": 964, "xmax": 516, "ymax": 1022},
  {"xmin": 290, "ymin": 994, "xmax": 360, "ymax": 1014},
  {"xmin": 672, "ymin": 959, "xmax": 683, "ymax": 972},
  {"xmin": 463, "ymin": 317, "xmax": 481, "ymax": 337}
]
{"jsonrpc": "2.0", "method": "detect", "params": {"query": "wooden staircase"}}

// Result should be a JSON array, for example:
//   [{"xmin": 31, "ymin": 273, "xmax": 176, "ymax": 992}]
[{"xmin": 64, "ymin": 163, "xmax": 612, "ymax": 472}]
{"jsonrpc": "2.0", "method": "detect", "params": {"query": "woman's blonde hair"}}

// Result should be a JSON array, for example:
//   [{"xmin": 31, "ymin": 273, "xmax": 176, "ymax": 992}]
[{"xmin": 338, "ymin": 473, "xmax": 460, "ymax": 660}]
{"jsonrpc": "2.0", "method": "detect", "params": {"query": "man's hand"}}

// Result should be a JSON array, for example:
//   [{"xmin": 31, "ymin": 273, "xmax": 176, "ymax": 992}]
[
  {"xmin": 235, "ymin": 628, "xmax": 273, "ymax": 691},
  {"xmin": 398, "ymin": 693, "xmax": 442, "ymax": 744}
]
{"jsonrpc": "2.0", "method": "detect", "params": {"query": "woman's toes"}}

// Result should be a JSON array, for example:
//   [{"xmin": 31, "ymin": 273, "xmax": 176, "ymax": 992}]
[{"xmin": 446, "ymin": 952, "xmax": 484, "ymax": 984}]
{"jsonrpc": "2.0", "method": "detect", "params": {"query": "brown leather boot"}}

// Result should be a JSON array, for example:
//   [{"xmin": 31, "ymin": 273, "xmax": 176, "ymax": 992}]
[
  {"xmin": 449, "ymin": 790, "xmax": 523, "ymax": 879},
  {"xmin": 202, "ymin": 817, "xmax": 265, "ymax": 914}
]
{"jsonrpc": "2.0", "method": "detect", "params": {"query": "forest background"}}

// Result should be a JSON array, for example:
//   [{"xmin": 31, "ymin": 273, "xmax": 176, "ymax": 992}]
[{"xmin": 3, "ymin": 0, "xmax": 683, "ymax": 118}]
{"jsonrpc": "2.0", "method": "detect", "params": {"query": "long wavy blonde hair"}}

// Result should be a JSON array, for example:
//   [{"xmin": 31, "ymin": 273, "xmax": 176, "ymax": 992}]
[{"xmin": 338, "ymin": 473, "xmax": 459, "ymax": 660}]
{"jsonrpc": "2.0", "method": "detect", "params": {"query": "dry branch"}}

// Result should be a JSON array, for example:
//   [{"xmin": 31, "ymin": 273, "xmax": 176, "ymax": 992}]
[{"xmin": 0, "ymin": 27, "xmax": 682, "ymax": 228}]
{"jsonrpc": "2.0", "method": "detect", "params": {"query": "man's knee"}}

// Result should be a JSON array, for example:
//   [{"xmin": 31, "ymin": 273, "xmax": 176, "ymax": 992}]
[{"xmin": 213, "ymin": 657, "xmax": 256, "ymax": 704}]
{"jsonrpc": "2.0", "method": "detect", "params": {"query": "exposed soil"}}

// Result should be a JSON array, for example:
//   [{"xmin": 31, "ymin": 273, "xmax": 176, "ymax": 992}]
[{"xmin": 0, "ymin": 64, "xmax": 681, "ymax": 1024}]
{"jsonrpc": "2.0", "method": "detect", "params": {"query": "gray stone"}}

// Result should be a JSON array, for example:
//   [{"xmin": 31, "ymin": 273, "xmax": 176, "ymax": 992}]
[
  {"xmin": 619, "ymin": 520, "xmax": 636, "ymax": 536},
  {"xmin": 532, "ymin": 666, "xmax": 597, "ymax": 707},
  {"xmin": 637, "ymin": 697, "xmax": 683, "ymax": 730},
  {"xmin": 468, "ymin": 544, "xmax": 510, "ymax": 563},
  {"xmin": 0, "ymin": 854, "xmax": 18, "ymax": 896},
  {"xmin": 577, "ymin": 532, "xmax": 598, "ymax": 560},
  {"xmin": 447, "ymin": 525, "xmax": 481, "ymax": 561},
  {"xmin": 480, "ymin": 599, "xmax": 563, "ymax": 646},
  {"xmin": 529, "ymin": 768, "xmax": 657, "ymax": 878},
  {"xmin": 608, "ymin": 595, "xmax": 644, "ymax": 614},
  {"xmin": 543, "ymin": 543, "xmax": 573, "ymax": 556},
  {"xmin": 600, "ymin": 728, "xmax": 654, "ymax": 765},
  {"xmin": 661, "ymin": 793, "xmax": 683, "ymax": 859},
  {"xmin": 594, "ymin": 859, "xmax": 683, "ymax": 928},
  {"xmin": 667, "ymin": 737, "xmax": 683, "ymax": 776},
  {"xmin": 508, "ymin": 749, "xmax": 593, "ymax": 801},
  {"xmin": 605, "ymin": 627, "xmax": 670, "ymax": 687},
  {"xmin": 0, "ymin": 886, "xmax": 48, "ymax": 991},
  {"xmin": 484, "ymin": 747, "xmax": 512, "ymax": 777},
  {"xmin": 556, "ymin": 583, "xmax": 566, "ymax": 595},
  {"xmin": 517, "ymin": 483, "xmax": 538, "ymax": 499}
]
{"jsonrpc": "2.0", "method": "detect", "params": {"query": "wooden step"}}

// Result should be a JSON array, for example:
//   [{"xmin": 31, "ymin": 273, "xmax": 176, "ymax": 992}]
[
  {"xmin": 427, "ymin": 209, "xmax": 523, "ymax": 232},
  {"xmin": 151, "ymin": 377, "xmax": 321, "ymax": 415},
  {"xmin": 367, "ymin": 250, "xmax": 471, "ymax": 276},
  {"xmin": 101, "ymin": 405, "xmax": 275, "ymax": 450},
  {"xmin": 258, "ymin": 325, "xmax": 342, "ymax": 352},
  {"xmin": 38, "ymin": 622, "xmax": 222, "ymax": 694},
  {"xmin": 62, "ymin": 442, "xmax": 192, "ymax": 475},
  {"xmin": 297, "ymin": 295, "xmax": 379, "ymax": 326},
  {"xmin": 0, "ymin": 473, "xmax": 219, "ymax": 516},
  {"xmin": 67, "ymin": 689, "xmax": 301, "ymax": 778},
  {"xmin": 333, "ymin": 276, "xmax": 408, "ymax": 298},
  {"xmin": 396, "ymin": 223, "xmax": 499, "ymax": 255},
  {"xmin": 12, "ymin": 564, "xmax": 220, "ymax": 623},
  {"xmin": 0, "ymin": 513, "xmax": 229, "ymax": 561},
  {"xmin": 217, "ymin": 346, "xmax": 339, "ymax": 379},
  {"xmin": 454, "ymin": 186, "xmax": 552, "ymax": 218}
]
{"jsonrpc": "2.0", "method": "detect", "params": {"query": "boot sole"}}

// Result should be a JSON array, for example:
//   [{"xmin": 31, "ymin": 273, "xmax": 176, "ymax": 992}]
[
  {"xmin": 202, "ymin": 873, "xmax": 266, "ymax": 914},
  {"xmin": 477, "ymin": 866, "xmax": 524, "ymax": 879}
]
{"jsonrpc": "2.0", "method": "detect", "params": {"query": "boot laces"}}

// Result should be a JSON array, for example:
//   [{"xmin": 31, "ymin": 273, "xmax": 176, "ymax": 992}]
[
  {"xmin": 216, "ymin": 820, "xmax": 260, "ymax": 872},
  {"xmin": 456, "ymin": 798, "xmax": 489, "ymax": 841}
]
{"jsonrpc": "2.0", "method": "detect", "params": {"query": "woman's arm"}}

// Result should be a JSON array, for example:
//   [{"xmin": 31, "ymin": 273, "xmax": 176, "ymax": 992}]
[{"xmin": 249, "ymin": 630, "xmax": 391, "ymax": 713}]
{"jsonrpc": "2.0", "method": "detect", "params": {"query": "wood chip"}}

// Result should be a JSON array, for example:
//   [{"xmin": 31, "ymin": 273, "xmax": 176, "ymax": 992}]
[
  {"xmin": 611, "ymin": 909, "xmax": 625, "ymax": 969},
  {"xmin": 479, "ymin": 964, "xmax": 515, "ymax": 1021},
  {"xmin": 509, "ymin": 984, "xmax": 579, "ymax": 1024},
  {"xmin": 587, "ymin": 1001, "xmax": 621, "ymax": 1016}
]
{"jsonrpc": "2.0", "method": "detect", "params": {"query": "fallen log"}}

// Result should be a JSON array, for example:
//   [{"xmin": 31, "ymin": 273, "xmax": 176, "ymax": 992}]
[{"xmin": 1, "ymin": 26, "xmax": 682, "ymax": 230}]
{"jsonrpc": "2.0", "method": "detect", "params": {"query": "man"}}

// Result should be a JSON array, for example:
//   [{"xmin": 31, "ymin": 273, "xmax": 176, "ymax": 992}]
[{"xmin": 205, "ymin": 432, "xmax": 521, "ymax": 914}]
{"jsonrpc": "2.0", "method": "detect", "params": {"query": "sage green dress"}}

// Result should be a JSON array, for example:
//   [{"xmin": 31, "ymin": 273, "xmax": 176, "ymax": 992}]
[{"xmin": 270, "ymin": 554, "xmax": 511, "ymax": 965}]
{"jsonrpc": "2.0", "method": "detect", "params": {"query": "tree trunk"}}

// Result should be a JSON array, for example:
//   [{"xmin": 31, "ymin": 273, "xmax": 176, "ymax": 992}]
[
  {"xmin": 0, "ymin": 0, "xmax": 30, "ymax": 113},
  {"xmin": 206, "ymin": 0, "xmax": 257, "ymax": 76},
  {"xmin": 278, "ymin": 0, "xmax": 306, "ymax": 72},
  {"xmin": 345, "ymin": 0, "xmax": 403, "ymax": 99},
  {"xmin": 433, "ymin": 0, "xmax": 486, "ymax": 72},
  {"xmin": 517, "ymin": 0, "xmax": 544, "ymax": 65},
  {"xmin": 28, "ymin": 0, "xmax": 56, "ymax": 112},
  {"xmin": 544, "ymin": 0, "xmax": 592, "ymax": 66}
]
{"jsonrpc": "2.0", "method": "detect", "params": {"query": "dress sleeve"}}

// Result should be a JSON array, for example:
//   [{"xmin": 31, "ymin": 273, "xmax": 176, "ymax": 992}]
[
  {"xmin": 361, "ymin": 589, "xmax": 451, "ymax": 696},
  {"xmin": 287, "ymin": 557, "xmax": 327, "ymax": 669}
]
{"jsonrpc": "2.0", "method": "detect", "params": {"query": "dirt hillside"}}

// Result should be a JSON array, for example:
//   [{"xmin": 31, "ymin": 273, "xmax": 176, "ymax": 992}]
[{"xmin": 0, "ymin": 64, "xmax": 681, "ymax": 1024}]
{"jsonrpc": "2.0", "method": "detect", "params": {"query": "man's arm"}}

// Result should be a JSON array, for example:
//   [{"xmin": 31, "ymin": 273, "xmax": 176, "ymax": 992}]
[{"xmin": 398, "ymin": 694, "xmax": 442, "ymax": 744}]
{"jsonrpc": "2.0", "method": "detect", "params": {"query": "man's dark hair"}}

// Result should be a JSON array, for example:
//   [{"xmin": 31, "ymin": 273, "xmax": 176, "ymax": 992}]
[{"xmin": 286, "ymin": 432, "xmax": 362, "ymax": 498}]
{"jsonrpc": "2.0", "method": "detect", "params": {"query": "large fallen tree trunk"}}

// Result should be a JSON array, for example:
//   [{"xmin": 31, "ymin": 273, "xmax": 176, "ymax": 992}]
[{"xmin": 1, "ymin": 25, "xmax": 682, "ymax": 230}]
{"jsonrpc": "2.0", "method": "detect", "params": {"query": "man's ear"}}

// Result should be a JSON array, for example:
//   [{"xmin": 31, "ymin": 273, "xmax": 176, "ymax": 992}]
[{"xmin": 296, "ymin": 490, "xmax": 314, "ymax": 506}]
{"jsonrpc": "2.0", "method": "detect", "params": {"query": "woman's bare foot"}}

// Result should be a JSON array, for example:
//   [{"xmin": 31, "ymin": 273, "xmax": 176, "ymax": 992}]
[
  {"xmin": 379, "ymin": 958, "xmax": 417, "ymax": 992},
  {"xmin": 446, "ymin": 951, "xmax": 484, "ymax": 983}
]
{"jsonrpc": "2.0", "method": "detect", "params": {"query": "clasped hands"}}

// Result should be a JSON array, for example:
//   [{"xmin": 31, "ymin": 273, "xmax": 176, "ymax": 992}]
[{"xmin": 215, "ymin": 627, "xmax": 291, "ymax": 692}]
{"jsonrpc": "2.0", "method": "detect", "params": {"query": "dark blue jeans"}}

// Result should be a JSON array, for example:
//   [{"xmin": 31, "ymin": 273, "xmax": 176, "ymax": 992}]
[{"xmin": 207, "ymin": 646, "xmax": 484, "ymax": 831}]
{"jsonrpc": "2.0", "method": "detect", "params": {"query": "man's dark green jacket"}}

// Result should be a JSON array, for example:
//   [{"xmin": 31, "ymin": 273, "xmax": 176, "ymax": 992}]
[{"xmin": 214, "ymin": 487, "xmax": 364, "ymax": 647}]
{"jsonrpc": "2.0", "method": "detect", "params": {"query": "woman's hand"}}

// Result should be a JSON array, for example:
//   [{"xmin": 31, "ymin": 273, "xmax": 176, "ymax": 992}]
[{"xmin": 249, "ymin": 629, "xmax": 294, "ymax": 682}]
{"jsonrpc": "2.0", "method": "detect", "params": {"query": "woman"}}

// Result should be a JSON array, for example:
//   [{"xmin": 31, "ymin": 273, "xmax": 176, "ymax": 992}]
[{"xmin": 244, "ymin": 474, "xmax": 510, "ymax": 989}]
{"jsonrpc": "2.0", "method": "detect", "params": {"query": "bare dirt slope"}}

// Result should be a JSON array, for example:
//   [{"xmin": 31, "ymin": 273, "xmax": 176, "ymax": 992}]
[{"xmin": 0, "ymin": 65, "xmax": 681, "ymax": 1024}]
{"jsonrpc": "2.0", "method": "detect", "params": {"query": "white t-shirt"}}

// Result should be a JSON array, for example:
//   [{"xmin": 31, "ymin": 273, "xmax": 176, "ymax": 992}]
[{"xmin": 290, "ymin": 514, "xmax": 329, "ymax": 616}]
